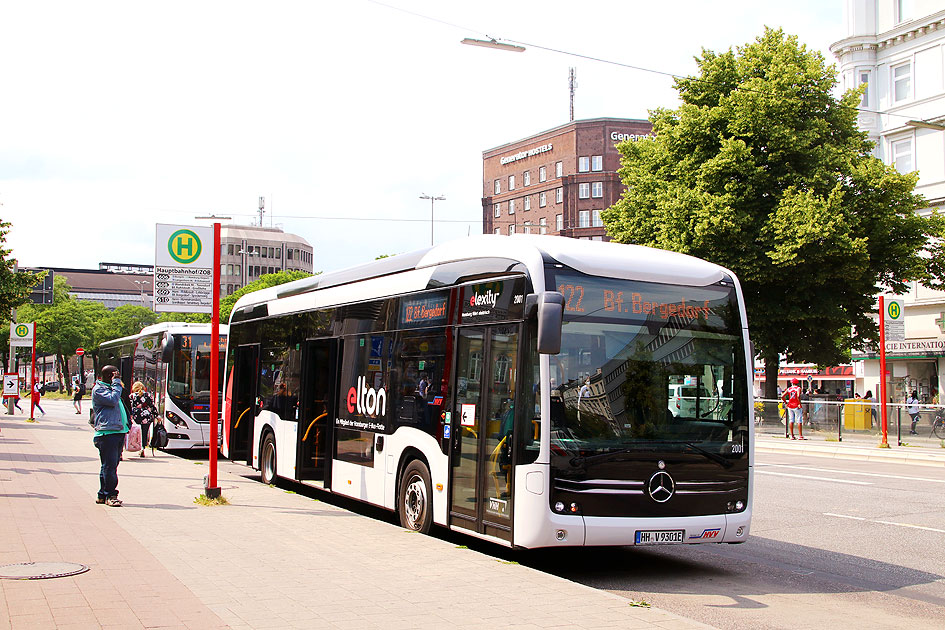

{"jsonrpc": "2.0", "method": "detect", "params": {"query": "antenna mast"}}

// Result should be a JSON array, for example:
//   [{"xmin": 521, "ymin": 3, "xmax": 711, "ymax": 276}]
[
  {"xmin": 569, "ymin": 67, "xmax": 577, "ymax": 122},
  {"xmin": 258, "ymin": 196, "xmax": 265, "ymax": 226}
]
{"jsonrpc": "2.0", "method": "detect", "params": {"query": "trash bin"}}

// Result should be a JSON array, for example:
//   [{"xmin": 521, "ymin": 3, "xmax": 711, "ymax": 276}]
[{"xmin": 843, "ymin": 399, "xmax": 869, "ymax": 430}]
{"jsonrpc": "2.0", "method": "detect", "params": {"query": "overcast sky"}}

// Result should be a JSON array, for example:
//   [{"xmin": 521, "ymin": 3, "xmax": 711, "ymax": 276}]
[{"xmin": 0, "ymin": 1, "xmax": 844, "ymax": 274}]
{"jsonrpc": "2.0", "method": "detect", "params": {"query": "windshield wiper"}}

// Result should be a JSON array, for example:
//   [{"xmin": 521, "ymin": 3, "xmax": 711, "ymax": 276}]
[{"xmin": 670, "ymin": 441, "xmax": 733, "ymax": 468}]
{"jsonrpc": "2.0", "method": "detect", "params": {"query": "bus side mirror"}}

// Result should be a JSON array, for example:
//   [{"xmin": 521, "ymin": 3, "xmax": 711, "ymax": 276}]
[
  {"xmin": 161, "ymin": 334, "xmax": 176, "ymax": 363},
  {"xmin": 535, "ymin": 291, "xmax": 564, "ymax": 355}
]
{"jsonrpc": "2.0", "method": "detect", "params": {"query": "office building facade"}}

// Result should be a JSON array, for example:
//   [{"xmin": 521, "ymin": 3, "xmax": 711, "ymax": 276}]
[{"xmin": 482, "ymin": 118, "xmax": 652, "ymax": 240}]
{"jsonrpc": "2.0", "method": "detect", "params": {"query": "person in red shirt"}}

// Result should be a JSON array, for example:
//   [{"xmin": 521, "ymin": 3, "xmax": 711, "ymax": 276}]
[{"xmin": 781, "ymin": 378, "xmax": 804, "ymax": 440}]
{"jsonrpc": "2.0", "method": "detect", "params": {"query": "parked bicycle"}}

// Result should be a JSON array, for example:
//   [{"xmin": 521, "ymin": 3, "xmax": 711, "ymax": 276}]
[{"xmin": 932, "ymin": 408, "xmax": 945, "ymax": 440}]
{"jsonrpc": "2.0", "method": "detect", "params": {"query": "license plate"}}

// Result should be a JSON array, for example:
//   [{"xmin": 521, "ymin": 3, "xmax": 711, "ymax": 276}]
[{"xmin": 634, "ymin": 529, "xmax": 684, "ymax": 545}]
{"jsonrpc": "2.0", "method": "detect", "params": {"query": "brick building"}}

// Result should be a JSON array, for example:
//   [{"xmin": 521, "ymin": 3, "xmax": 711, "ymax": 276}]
[{"xmin": 482, "ymin": 117, "xmax": 652, "ymax": 240}]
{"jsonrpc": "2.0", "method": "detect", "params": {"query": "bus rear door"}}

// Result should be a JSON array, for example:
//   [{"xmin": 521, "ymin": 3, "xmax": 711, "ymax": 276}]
[
  {"xmin": 296, "ymin": 338, "xmax": 337, "ymax": 488},
  {"xmin": 230, "ymin": 344, "xmax": 259, "ymax": 465}
]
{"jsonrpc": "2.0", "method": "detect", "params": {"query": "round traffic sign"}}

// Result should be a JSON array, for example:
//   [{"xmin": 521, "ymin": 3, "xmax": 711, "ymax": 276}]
[{"xmin": 75, "ymin": 348, "xmax": 85, "ymax": 356}]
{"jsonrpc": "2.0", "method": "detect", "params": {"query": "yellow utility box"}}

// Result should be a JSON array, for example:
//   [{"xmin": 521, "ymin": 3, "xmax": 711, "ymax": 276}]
[{"xmin": 843, "ymin": 399, "xmax": 870, "ymax": 430}]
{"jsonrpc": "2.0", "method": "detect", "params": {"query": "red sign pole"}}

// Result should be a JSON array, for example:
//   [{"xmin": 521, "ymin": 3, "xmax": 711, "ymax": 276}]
[
  {"xmin": 878, "ymin": 296, "xmax": 889, "ymax": 447},
  {"xmin": 30, "ymin": 322, "xmax": 36, "ymax": 420},
  {"xmin": 206, "ymin": 222, "xmax": 222, "ymax": 498}
]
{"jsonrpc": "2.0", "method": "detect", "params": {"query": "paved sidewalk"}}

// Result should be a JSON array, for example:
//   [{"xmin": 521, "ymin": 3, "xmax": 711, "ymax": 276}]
[
  {"xmin": 755, "ymin": 431, "xmax": 945, "ymax": 467},
  {"xmin": 1, "ymin": 401, "xmax": 713, "ymax": 630}
]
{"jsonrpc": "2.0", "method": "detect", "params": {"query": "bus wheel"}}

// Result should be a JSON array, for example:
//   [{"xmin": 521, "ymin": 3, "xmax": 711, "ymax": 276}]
[
  {"xmin": 260, "ymin": 432, "xmax": 277, "ymax": 485},
  {"xmin": 398, "ymin": 460, "xmax": 433, "ymax": 534}
]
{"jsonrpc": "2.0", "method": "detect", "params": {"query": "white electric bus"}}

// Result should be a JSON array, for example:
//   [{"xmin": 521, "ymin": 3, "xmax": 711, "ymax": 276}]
[
  {"xmin": 221, "ymin": 235, "xmax": 752, "ymax": 548},
  {"xmin": 98, "ymin": 322, "xmax": 228, "ymax": 449}
]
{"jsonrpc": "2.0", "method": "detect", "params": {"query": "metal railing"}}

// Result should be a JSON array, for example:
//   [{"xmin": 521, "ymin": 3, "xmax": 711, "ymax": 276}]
[{"xmin": 753, "ymin": 397, "xmax": 945, "ymax": 447}]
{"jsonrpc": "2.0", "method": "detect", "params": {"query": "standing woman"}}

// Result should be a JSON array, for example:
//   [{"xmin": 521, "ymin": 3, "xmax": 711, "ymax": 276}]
[{"xmin": 130, "ymin": 381, "xmax": 157, "ymax": 457}]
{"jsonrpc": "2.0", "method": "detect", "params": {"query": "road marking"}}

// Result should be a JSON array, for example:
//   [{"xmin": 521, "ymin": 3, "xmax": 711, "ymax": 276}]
[
  {"xmin": 755, "ymin": 470, "xmax": 872, "ymax": 485},
  {"xmin": 758, "ymin": 463, "xmax": 945, "ymax": 484},
  {"xmin": 824, "ymin": 513, "xmax": 945, "ymax": 534},
  {"xmin": 874, "ymin": 520, "xmax": 945, "ymax": 534}
]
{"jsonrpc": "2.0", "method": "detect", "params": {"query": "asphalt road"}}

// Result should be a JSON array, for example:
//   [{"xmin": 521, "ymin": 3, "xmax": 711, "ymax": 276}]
[{"xmin": 520, "ymin": 452, "xmax": 945, "ymax": 630}]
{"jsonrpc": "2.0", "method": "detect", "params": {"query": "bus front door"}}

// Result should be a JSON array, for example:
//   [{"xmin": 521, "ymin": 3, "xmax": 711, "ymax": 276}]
[
  {"xmin": 296, "ymin": 339, "xmax": 337, "ymax": 487},
  {"xmin": 230, "ymin": 344, "xmax": 259, "ymax": 466},
  {"xmin": 449, "ymin": 325, "xmax": 518, "ymax": 542}
]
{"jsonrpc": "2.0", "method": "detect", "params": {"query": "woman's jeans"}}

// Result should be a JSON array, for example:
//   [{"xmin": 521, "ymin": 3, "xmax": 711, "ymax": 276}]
[{"xmin": 93, "ymin": 433, "xmax": 125, "ymax": 500}]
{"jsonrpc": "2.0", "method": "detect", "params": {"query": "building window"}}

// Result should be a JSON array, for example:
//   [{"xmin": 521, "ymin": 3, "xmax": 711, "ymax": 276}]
[
  {"xmin": 509, "ymin": 199, "xmax": 515, "ymax": 214},
  {"xmin": 234, "ymin": 265, "xmax": 240, "ymax": 276},
  {"xmin": 539, "ymin": 166, "xmax": 546, "ymax": 182},
  {"xmin": 524, "ymin": 196, "xmax": 531, "ymax": 211},
  {"xmin": 508, "ymin": 224, "xmax": 515, "ymax": 235},
  {"xmin": 276, "ymin": 248, "xmax": 281, "ymax": 258},
  {"xmin": 859, "ymin": 70, "xmax": 871, "ymax": 108},
  {"xmin": 897, "ymin": 0, "xmax": 914, "ymax": 23},
  {"xmin": 509, "ymin": 175, "xmax": 515, "ymax": 190},
  {"xmin": 592, "ymin": 209, "xmax": 602, "ymax": 227},
  {"xmin": 579, "ymin": 210, "xmax": 590, "ymax": 227},
  {"xmin": 893, "ymin": 62, "xmax": 911, "ymax": 102},
  {"xmin": 591, "ymin": 182, "xmax": 603, "ymax": 198},
  {"xmin": 494, "ymin": 227, "xmax": 501, "ymax": 235},
  {"xmin": 892, "ymin": 137, "xmax": 913, "ymax": 172},
  {"xmin": 556, "ymin": 214, "xmax": 563, "ymax": 231},
  {"xmin": 523, "ymin": 222, "xmax": 532, "ymax": 234},
  {"xmin": 555, "ymin": 161, "xmax": 563, "ymax": 178},
  {"xmin": 494, "ymin": 203, "xmax": 501, "ymax": 218},
  {"xmin": 539, "ymin": 191, "xmax": 546, "ymax": 207},
  {"xmin": 287, "ymin": 249, "xmax": 293, "ymax": 260},
  {"xmin": 556, "ymin": 187, "xmax": 563, "ymax": 203},
  {"xmin": 591, "ymin": 155, "xmax": 603, "ymax": 171},
  {"xmin": 227, "ymin": 244, "xmax": 235, "ymax": 255},
  {"xmin": 578, "ymin": 183, "xmax": 590, "ymax": 199},
  {"xmin": 523, "ymin": 171, "xmax": 531, "ymax": 186},
  {"xmin": 539, "ymin": 217, "xmax": 547, "ymax": 234},
  {"xmin": 494, "ymin": 179, "xmax": 501, "ymax": 194},
  {"xmin": 578, "ymin": 156, "xmax": 590, "ymax": 172}
]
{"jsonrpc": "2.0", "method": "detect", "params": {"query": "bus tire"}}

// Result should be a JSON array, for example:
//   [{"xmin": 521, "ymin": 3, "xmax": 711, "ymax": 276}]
[
  {"xmin": 398, "ymin": 460, "xmax": 433, "ymax": 534},
  {"xmin": 260, "ymin": 432, "xmax": 277, "ymax": 485}
]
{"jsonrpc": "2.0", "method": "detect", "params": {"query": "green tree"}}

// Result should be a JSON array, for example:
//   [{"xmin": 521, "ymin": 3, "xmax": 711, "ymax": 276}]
[
  {"xmin": 0, "ymin": 220, "xmax": 42, "ymax": 315},
  {"xmin": 17, "ymin": 277, "xmax": 106, "ymax": 391},
  {"xmin": 95, "ymin": 305, "xmax": 159, "ymax": 345},
  {"xmin": 602, "ymin": 28, "xmax": 942, "ymax": 399},
  {"xmin": 219, "ymin": 270, "xmax": 315, "ymax": 322}
]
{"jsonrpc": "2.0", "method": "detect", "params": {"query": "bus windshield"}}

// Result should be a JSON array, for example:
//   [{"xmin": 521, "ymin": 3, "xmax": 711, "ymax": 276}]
[
  {"xmin": 548, "ymin": 269, "xmax": 748, "ymax": 460},
  {"xmin": 168, "ymin": 334, "xmax": 227, "ymax": 412}
]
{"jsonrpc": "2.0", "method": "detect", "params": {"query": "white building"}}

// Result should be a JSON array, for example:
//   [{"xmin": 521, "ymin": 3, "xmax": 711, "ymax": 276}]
[{"xmin": 831, "ymin": 0, "xmax": 945, "ymax": 403}]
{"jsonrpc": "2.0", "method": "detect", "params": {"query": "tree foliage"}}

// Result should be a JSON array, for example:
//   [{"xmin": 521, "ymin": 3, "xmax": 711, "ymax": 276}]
[
  {"xmin": 0, "ymin": 219, "xmax": 43, "ymax": 315},
  {"xmin": 602, "ymin": 28, "xmax": 941, "ymax": 395},
  {"xmin": 219, "ymin": 270, "xmax": 315, "ymax": 322}
]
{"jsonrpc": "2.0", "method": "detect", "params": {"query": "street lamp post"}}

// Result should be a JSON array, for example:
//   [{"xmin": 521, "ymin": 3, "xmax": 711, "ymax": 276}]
[
  {"xmin": 133, "ymin": 280, "xmax": 150, "ymax": 307},
  {"xmin": 419, "ymin": 194, "xmax": 445, "ymax": 246}
]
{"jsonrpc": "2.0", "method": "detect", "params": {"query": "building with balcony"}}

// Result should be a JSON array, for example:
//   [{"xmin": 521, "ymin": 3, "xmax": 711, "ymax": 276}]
[{"xmin": 831, "ymin": 0, "xmax": 945, "ymax": 402}]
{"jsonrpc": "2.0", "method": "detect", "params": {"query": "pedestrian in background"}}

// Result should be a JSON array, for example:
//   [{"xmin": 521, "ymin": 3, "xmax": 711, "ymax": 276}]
[
  {"xmin": 72, "ymin": 375, "xmax": 86, "ymax": 415},
  {"xmin": 31, "ymin": 379, "xmax": 45, "ymax": 416},
  {"xmin": 781, "ymin": 377, "xmax": 804, "ymax": 440},
  {"xmin": 91, "ymin": 365, "xmax": 129, "ymax": 507},
  {"xmin": 130, "ymin": 381, "xmax": 157, "ymax": 457},
  {"xmin": 906, "ymin": 390, "xmax": 921, "ymax": 435}
]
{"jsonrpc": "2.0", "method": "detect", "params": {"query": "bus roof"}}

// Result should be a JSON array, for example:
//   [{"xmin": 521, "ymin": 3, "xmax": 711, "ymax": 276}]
[
  {"xmin": 99, "ymin": 321, "xmax": 229, "ymax": 349},
  {"xmin": 230, "ymin": 235, "xmax": 739, "ymax": 320}
]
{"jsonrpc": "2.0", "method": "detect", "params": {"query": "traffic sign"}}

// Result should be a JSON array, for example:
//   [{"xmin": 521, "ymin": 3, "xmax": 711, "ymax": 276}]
[
  {"xmin": 884, "ymin": 297, "xmax": 904, "ymax": 342},
  {"xmin": 75, "ymin": 348, "xmax": 85, "ymax": 356},
  {"xmin": 154, "ymin": 223, "xmax": 213, "ymax": 313},
  {"xmin": 10, "ymin": 322, "xmax": 34, "ymax": 347},
  {"xmin": 3, "ymin": 373, "xmax": 18, "ymax": 399}
]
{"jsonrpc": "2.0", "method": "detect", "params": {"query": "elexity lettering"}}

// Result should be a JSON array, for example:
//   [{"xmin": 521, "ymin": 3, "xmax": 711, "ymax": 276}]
[
  {"xmin": 346, "ymin": 376, "xmax": 387, "ymax": 417},
  {"xmin": 469, "ymin": 290, "xmax": 498, "ymax": 308}
]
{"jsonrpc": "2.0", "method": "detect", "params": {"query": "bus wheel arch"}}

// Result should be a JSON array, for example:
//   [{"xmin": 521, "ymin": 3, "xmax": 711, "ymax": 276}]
[
  {"xmin": 259, "ymin": 429, "xmax": 277, "ymax": 485},
  {"xmin": 397, "ymin": 452, "xmax": 433, "ymax": 534}
]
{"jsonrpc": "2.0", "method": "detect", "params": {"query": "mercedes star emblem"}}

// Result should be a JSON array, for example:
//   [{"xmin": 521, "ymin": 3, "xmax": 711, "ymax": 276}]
[{"xmin": 647, "ymin": 471, "xmax": 675, "ymax": 503}]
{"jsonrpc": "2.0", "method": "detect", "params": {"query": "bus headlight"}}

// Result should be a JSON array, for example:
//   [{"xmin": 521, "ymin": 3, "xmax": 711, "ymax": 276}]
[
  {"xmin": 735, "ymin": 500, "xmax": 744, "ymax": 511},
  {"xmin": 554, "ymin": 501, "xmax": 565, "ymax": 513},
  {"xmin": 165, "ymin": 410, "xmax": 187, "ymax": 428}
]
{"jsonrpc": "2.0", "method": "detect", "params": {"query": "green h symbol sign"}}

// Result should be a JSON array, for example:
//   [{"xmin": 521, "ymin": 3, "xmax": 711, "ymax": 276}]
[{"xmin": 168, "ymin": 229, "xmax": 202, "ymax": 264}]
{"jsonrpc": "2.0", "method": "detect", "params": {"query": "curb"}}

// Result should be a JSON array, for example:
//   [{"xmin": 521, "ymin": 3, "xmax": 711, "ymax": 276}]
[{"xmin": 756, "ymin": 438, "xmax": 945, "ymax": 467}]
